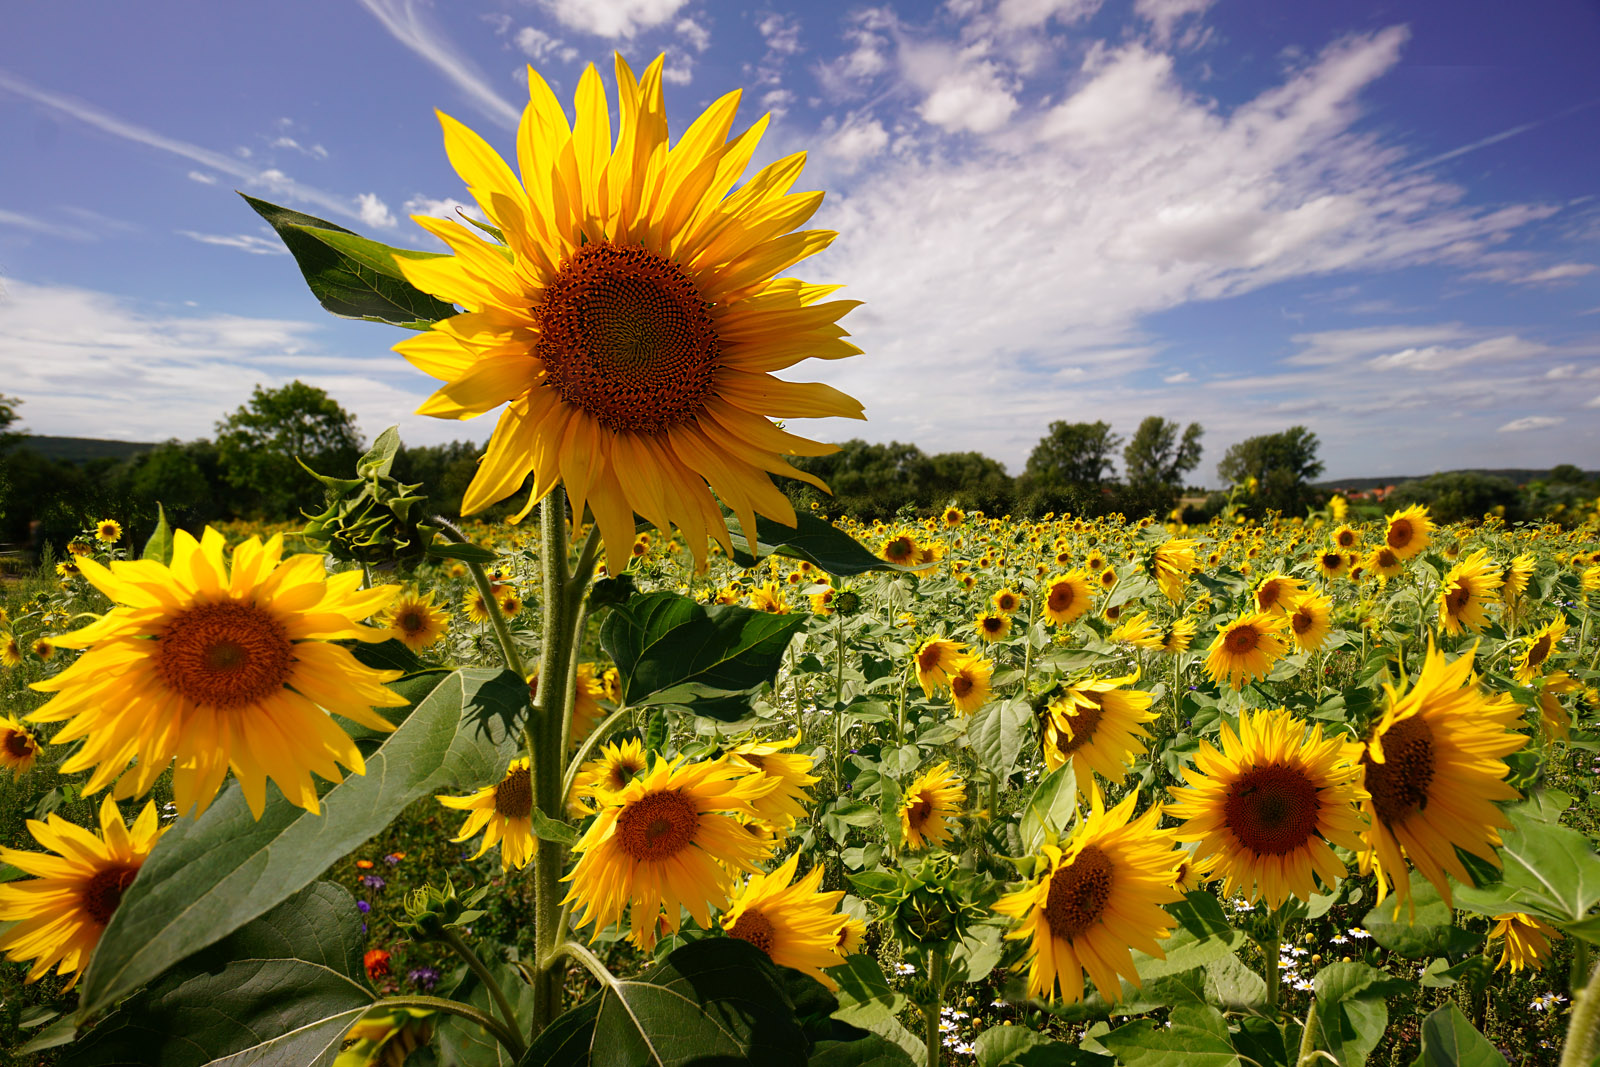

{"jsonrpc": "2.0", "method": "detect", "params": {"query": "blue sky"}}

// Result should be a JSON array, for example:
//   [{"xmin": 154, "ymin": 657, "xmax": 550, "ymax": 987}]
[{"xmin": 2, "ymin": 0, "xmax": 1598, "ymax": 484}]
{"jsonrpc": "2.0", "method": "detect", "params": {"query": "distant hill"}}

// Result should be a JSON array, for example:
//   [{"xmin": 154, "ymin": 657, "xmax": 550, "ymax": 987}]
[
  {"xmin": 1316, "ymin": 469, "xmax": 1599, "ymax": 492},
  {"xmin": 15, "ymin": 435, "xmax": 159, "ymax": 463}
]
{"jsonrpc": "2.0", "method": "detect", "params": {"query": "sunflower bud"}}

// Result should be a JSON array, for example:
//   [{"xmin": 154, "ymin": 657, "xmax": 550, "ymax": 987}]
[
  {"xmin": 397, "ymin": 878, "xmax": 487, "ymax": 939},
  {"xmin": 299, "ymin": 426, "xmax": 437, "ymax": 566},
  {"xmin": 833, "ymin": 589, "xmax": 863, "ymax": 616}
]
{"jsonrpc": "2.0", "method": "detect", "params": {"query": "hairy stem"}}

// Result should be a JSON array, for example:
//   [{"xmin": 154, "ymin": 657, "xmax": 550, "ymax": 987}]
[
  {"xmin": 372, "ymin": 995, "xmax": 526, "ymax": 1060},
  {"xmin": 441, "ymin": 927, "xmax": 523, "ymax": 1048}
]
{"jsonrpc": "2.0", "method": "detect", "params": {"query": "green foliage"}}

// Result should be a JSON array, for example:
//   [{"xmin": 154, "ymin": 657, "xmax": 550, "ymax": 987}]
[
  {"xmin": 301, "ymin": 426, "xmax": 438, "ymax": 565},
  {"xmin": 213, "ymin": 379, "xmax": 365, "ymax": 518},
  {"xmin": 1215, "ymin": 425, "xmax": 1324, "ymax": 516},
  {"xmin": 1410, "ymin": 1003, "xmax": 1509, "ymax": 1067},
  {"xmin": 1025, "ymin": 421, "xmax": 1123, "ymax": 488},
  {"xmin": 1122, "ymin": 417, "xmax": 1203, "ymax": 495},
  {"xmin": 1385, "ymin": 470, "xmax": 1522, "ymax": 525}
]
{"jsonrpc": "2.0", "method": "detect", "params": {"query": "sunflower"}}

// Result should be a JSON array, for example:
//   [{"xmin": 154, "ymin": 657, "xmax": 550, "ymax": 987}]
[
  {"xmin": 1085, "ymin": 551, "xmax": 1108, "ymax": 573},
  {"xmin": 1287, "ymin": 591, "xmax": 1333, "ymax": 652},
  {"xmin": 437, "ymin": 757, "xmax": 537, "ymax": 871},
  {"xmin": 1253, "ymin": 573, "xmax": 1306, "ymax": 616},
  {"xmin": 1151, "ymin": 539, "xmax": 1197, "ymax": 602},
  {"xmin": 901, "ymin": 761, "xmax": 965, "ymax": 850},
  {"xmin": 568, "ymin": 737, "xmax": 651, "ymax": 815},
  {"xmin": 1367, "ymin": 545, "xmax": 1404, "ymax": 581},
  {"xmin": 942, "ymin": 506, "xmax": 965, "ymax": 527},
  {"xmin": 1040, "ymin": 673, "xmax": 1157, "ymax": 799},
  {"xmin": 31, "ymin": 638, "xmax": 55, "ymax": 661},
  {"xmin": 94, "ymin": 519, "xmax": 122, "ymax": 544},
  {"xmin": 1, "ymin": 636, "xmax": 21, "ymax": 668},
  {"xmin": 334, "ymin": 1007, "xmax": 437, "ymax": 1067},
  {"xmin": 1332, "ymin": 525, "xmax": 1359, "ymax": 550},
  {"xmin": 992, "ymin": 587, "xmax": 1023, "ymax": 614},
  {"xmin": 1204, "ymin": 613, "xmax": 1290, "ymax": 690},
  {"xmin": 1042, "ymin": 572, "xmax": 1094, "ymax": 626},
  {"xmin": 726, "ymin": 733, "xmax": 819, "ymax": 832},
  {"xmin": 1489, "ymin": 913, "xmax": 1560, "ymax": 972},
  {"xmin": 914, "ymin": 540, "xmax": 944, "ymax": 567},
  {"xmin": 0, "ymin": 715, "xmax": 42, "ymax": 777},
  {"xmin": 464, "ymin": 584, "xmax": 510, "ymax": 624},
  {"xmin": 721, "ymin": 854, "xmax": 847, "ymax": 989},
  {"xmin": 1097, "ymin": 566, "xmax": 1118, "ymax": 592},
  {"xmin": 1384, "ymin": 504, "xmax": 1432, "ymax": 562},
  {"xmin": 1537, "ymin": 671, "xmax": 1581, "ymax": 741},
  {"xmin": 1514, "ymin": 615, "xmax": 1567, "ymax": 683},
  {"xmin": 993, "ymin": 792, "xmax": 1182, "ymax": 1004},
  {"xmin": 1315, "ymin": 549, "xmax": 1348, "ymax": 581},
  {"xmin": 393, "ymin": 56, "xmax": 862, "ymax": 573},
  {"xmin": 1159, "ymin": 617, "xmax": 1197, "ymax": 655},
  {"xmin": 749, "ymin": 580, "xmax": 789, "ymax": 614},
  {"xmin": 1438, "ymin": 549, "xmax": 1503, "ymax": 635},
  {"xmin": 0, "ymin": 795, "xmax": 163, "ymax": 984},
  {"xmin": 1358, "ymin": 641, "xmax": 1526, "ymax": 908},
  {"xmin": 28, "ymin": 529, "xmax": 406, "ymax": 818},
  {"xmin": 975, "ymin": 610, "xmax": 1012, "ymax": 643},
  {"xmin": 913, "ymin": 636, "xmax": 967, "ymax": 697},
  {"xmin": 1109, "ymin": 610, "xmax": 1164, "ymax": 651},
  {"xmin": 1167, "ymin": 707, "xmax": 1367, "ymax": 908},
  {"xmin": 1500, "ymin": 552, "xmax": 1536, "ymax": 613},
  {"xmin": 383, "ymin": 588, "xmax": 450, "ymax": 650},
  {"xmin": 837, "ymin": 914, "xmax": 869, "ymax": 955},
  {"xmin": 946, "ymin": 654, "xmax": 993, "ymax": 715},
  {"xmin": 564, "ymin": 756, "xmax": 776, "ymax": 949}
]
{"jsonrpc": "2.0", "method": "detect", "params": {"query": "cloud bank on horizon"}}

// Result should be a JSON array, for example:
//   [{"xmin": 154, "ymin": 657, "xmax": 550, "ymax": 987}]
[{"xmin": 1, "ymin": 0, "xmax": 1597, "ymax": 483}]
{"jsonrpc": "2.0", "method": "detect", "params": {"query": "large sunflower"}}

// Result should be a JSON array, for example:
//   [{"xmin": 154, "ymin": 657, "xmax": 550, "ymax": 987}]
[
  {"xmin": 1041, "ymin": 571, "xmax": 1095, "ymax": 626},
  {"xmin": 0, "ymin": 714, "xmax": 42, "ymax": 777},
  {"xmin": 913, "ymin": 636, "xmax": 967, "ymax": 698},
  {"xmin": 993, "ymin": 793, "xmax": 1182, "ymax": 1003},
  {"xmin": 901, "ymin": 761, "xmax": 965, "ymax": 850},
  {"xmin": 1384, "ymin": 504, "xmax": 1432, "ymax": 562},
  {"xmin": 1109, "ymin": 610, "xmax": 1164, "ymax": 651},
  {"xmin": 29, "ymin": 529, "xmax": 406, "ymax": 818},
  {"xmin": 1040, "ymin": 673, "xmax": 1157, "ymax": 798},
  {"xmin": 1438, "ymin": 549, "xmax": 1503, "ymax": 635},
  {"xmin": 1253, "ymin": 573, "xmax": 1306, "ymax": 616},
  {"xmin": 1151, "ymin": 539, "xmax": 1198, "ymax": 602},
  {"xmin": 1204, "ymin": 612, "xmax": 1290, "ymax": 690},
  {"xmin": 568, "ymin": 737, "xmax": 650, "ymax": 815},
  {"xmin": 393, "ymin": 56, "xmax": 864, "ymax": 572},
  {"xmin": 1286, "ymin": 591, "xmax": 1333, "ymax": 652},
  {"xmin": 721, "ymin": 854, "xmax": 848, "ymax": 989},
  {"xmin": 0, "ymin": 795, "xmax": 163, "ymax": 984},
  {"xmin": 946, "ymin": 654, "xmax": 994, "ymax": 715},
  {"xmin": 437, "ymin": 757, "xmax": 537, "ymax": 871},
  {"xmin": 1166, "ymin": 707, "xmax": 1367, "ymax": 908},
  {"xmin": 1514, "ymin": 615, "xmax": 1567, "ymax": 684},
  {"xmin": 726, "ymin": 732, "xmax": 819, "ymax": 832},
  {"xmin": 1358, "ymin": 641, "xmax": 1526, "ymax": 908},
  {"xmin": 564, "ymin": 756, "xmax": 776, "ymax": 949}
]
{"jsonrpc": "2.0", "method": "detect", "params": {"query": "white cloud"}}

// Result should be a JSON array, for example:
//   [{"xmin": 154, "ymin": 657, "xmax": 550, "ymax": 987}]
[
  {"xmin": 355, "ymin": 0, "xmax": 520, "ymax": 127},
  {"xmin": 1163, "ymin": 371, "xmax": 1193, "ymax": 383},
  {"xmin": 1366, "ymin": 334, "xmax": 1546, "ymax": 372},
  {"xmin": 403, "ymin": 194, "xmax": 484, "ymax": 222},
  {"xmin": 676, "ymin": 17, "xmax": 710, "ymax": 52},
  {"xmin": 514, "ymin": 26, "xmax": 578, "ymax": 63},
  {"xmin": 1498, "ymin": 416, "xmax": 1565, "ymax": 433},
  {"xmin": 271, "ymin": 136, "xmax": 329, "ymax": 160},
  {"xmin": 1587, "ymin": 394, "xmax": 1600, "ymax": 409},
  {"xmin": 758, "ymin": 13, "xmax": 801, "ymax": 55},
  {"xmin": 1133, "ymin": 0, "xmax": 1215, "ymax": 45},
  {"xmin": 1465, "ymin": 257, "xmax": 1596, "ymax": 285},
  {"xmin": 539, "ymin": 0, "xmax": 688, "ymax": 38},
  {"xmin": 357, "ymin": 193, "xmax": 398, "ymax": 229},
  {"xmin": 176, "ymin": 231, "xmax": 288, "ymax": 255},
  {"xmin": 760, "ymin": 88, "xmax": 795, "ymax": 120},
  {"xmin": 187, "ymin": 170, "xmax": 218, "ymax": 185},
  {"xmin": 0, "ymin": 208, "xmax": 95, "ymax": 241},
  {"xmin": 899, "ymin": 40, "xmax": 1018, "ymax": 134},
  {"xmin": 824, "ymin": 113, "xmax": 890, "ymax": 172},
  {"xmin": 661, "ymin": 49, "xmax": 695, "ymax": 85},
  {"xmin": 995, "ymin": 0, "xmax": 1102, "ymax": 30}
]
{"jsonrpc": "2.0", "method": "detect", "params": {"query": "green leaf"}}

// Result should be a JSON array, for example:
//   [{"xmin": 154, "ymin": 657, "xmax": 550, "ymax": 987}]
[
  {"xmin": 807, "ymin": 1035, "xmax": 919, "ymax": 1066},
  {"xmin": 1495, "ymin": 796, "xmax": 1600, "ymax": 922},
  {"xmin": 516, "ymin": 938, "xmax": 808, "ymax": 1067},
  {"xmin": 530, "ymin": 808, "xmax": 580, "ymax": 846},
  {"xmin": 829, "ymin": 956, "xmax": 922, "ymax": 1065},
  {"xmin": 1099, "ymin": 1004, "xmax": 1239, "ymax": 1066},
  {"xmin": 1361, "ymin": 871, "xmax": 1483, "ymax": 957},
  {"xmin": 601, "ymin": 591, "xmax": 807, "ymax": 720},
  {"xmin": 1019, "ymin": 764, "xmax": 1077, "ymax": 851},
  {"xmin": 977, "ymin": 1027, "xmax": 1112, "ymax": 1066},
  {"xmin": 1308, "ymin": 962, "xmax": 1406, "ymax": 1067},
  {"xmin": 358, "ymin": 425, "xmax": 402, "ymax": 478},
  {"xmin": 438, "ymin": 960, "xmax": 535, "ymax": 1067},
  {"xmin": 242, "ymin": 193, "xmax": 458, "ymax": 328},
  {"xmin": 1410, "ymin": 1003, "xmax": 1509, "ymax": 1067},
  {"xmin": 967, "ymin": 699, "xmax": 1032, "ymax": 782},
  {"xmin": 79, "ymin": 668, "xmax": 525, "ymax": 1020},
  {"xmin": 141, "ymin": 502, "xmax": 173, "ymax": 564},
  {"xmin": 724, "ymin": 508, "xmax": 907, "ymax": 576},
  {"xmin": 63, "ymin": 882, "xmax": 373, "ymax": 1066},
  {"xmin": 427, "ymin": 541, "xmax": 500, "ymax": 565}
]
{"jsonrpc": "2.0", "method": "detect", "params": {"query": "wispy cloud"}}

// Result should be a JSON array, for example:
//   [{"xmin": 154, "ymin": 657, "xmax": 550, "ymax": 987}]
[
  {"xmin": 1498, "ymin": 415, "xmax": 1565, "ymax": 433},
  {"xmin": 176, "ymin": 231, "xmax": 288, "ymax": 255},
  {"xmin": 0, "ymin": 207, "xmax": 96, "ymax": 241},
  {"xmin": 538, "ymin": 0, "xmax": 690, "ymax": 39},
  {"xmin": 0, "ymin": 68, "xmax": 376, "ymax": 225},
  {"xmin": 355, "ymin": 0, "xmax": 520, "ymax": 127}
]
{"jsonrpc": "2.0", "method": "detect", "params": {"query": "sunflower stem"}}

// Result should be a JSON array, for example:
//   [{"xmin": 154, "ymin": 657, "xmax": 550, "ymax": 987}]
[
  {"xmin": 438, "ymin": 523, "xmax": 525, "ymax": 680},
  {"xmin": 1264, "ymin": 935, "xmax": 1281, "ymax": 1020},
  {"xmin": 441, "ymin": 926, "xmax": 524, "ymax": 1051},
  {"xmin": 1294, "ymin": 1002, "xmax": 1323, "ymax": 1066},
  {"xmin": 922, "ymin": 949, "xmax": 944, "ymax": 1067},
  {"xmin": 562, "ymin": 703, "xmax": 633, "ymax": 802},
  {"xmin": 372, "ymin": 995, "xmax": 526, "ymax": 1060},
  {"xmin": 1020, "ymin": 589, "xmax": 1038, "ymax": 697},
  {"xmin": 1561, "ymin": 958, "xmax": 1600, "ymax": 1067},
  {"xmin": 833, "ymin": 611, "xmax": 846, "ymax": 786}
]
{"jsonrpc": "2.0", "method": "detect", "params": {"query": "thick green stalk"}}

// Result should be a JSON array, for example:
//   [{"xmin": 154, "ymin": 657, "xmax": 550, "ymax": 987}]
[
  {"xmin": 922, "ymin": 951, "xmax": 944, "ymax": 1067},
  {"xmin": 441, "ymin": 926, "xmax": 522, "ymax": 1047},
  {"xmin": 437, "ymin": 521, "xmax": 526, "ymax": 680},
  {"xmin": 833, "ymin": 612, "xmax": 846, "ymax": 785},
  {"xmin": 1294, "ymin": 1003, "xmax": 1323, "ymax": 1066},
  {"xmin": 1264, "ymin": 937, "xmax": 1281, "ymax": 1020},
  {"xmin": 373, "ymin": 995, "xmax": 525, "ymax": 1059},
  {"xmin": 1561, "ymin": 959, "xmax": 1600, "ymax": 1067}
]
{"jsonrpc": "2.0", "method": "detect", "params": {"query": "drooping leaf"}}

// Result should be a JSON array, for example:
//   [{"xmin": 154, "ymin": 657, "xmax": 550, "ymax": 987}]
[
  {"xmin": 437, "ymin": 959, "xmax": 536, "ymax": 1067},
  {"xmin": 1019, "ymin": 764, "xmax": 1078, "ymax": 851},
  {"xmin": 79, "ymin": 669, "xmax": 526, "ymax": 1020},
  {"xmin": 967, "ymin": 699, "xmax": 1032, "ymax": 782},
  {"xmin": 1494, "ymin": 797, "xmax": 1600, "ymax": 923},
  {"xmin": 242, "ymin": 193, "xmax": 458, "ymax": 328},
  {"xmin": 64, "ymin": 882, "xmax": 373, "ymax": 1067},
  {"xmin": 601, "ymin": 591, "xmax": 807, "ymax": 720},
  {"xmin": 724, "ymin": 508, "xmax": 907, "ymax": 576},
  {"xmin": 1361, "ymin": 871, "xmax": 1483, "ymax": 958},
  {"xmin": 807, "ymin": 1035, "xmax": 919, "ymax": 1067},
  {"xmin": 1308, "ymin": 962, "xmax": 1407, "ymax": 1067},
  {"xmin": 141, "ymin": 502, "xmax": 173, "ymax": 565},
  {"xmin": 977, "ymin": 1027, "xmax": 1113, "ymax": 1066},
  {"xmin": 1410, "ymin": 1003, "xmax": 1509, "ymax": 1067},
  {"xmin": 829, "ymin": 956, "xmax": 923, "ymax": 1065},
  {"xmin": 427, "ymin": 541, "xmax": 500, "ymax": 565},
  {"xmin": 1098, "ymin": 1004, "xmax": 1239, "ymax": 1066},
  {"xmin": 516, "ymin": 939, "xmax": 809, "ymax": 1067}
]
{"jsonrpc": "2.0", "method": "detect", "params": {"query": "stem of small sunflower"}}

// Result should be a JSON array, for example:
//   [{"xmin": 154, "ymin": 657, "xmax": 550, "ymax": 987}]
[
  {"xmin": 922, "ymin": 950, "xmax": 944, "ymax": 1067},
  {"xmin": 833, "ymin": 611, "xmax": 846, "ymax": 786},
  {"xmin": 372, "ymin": 995, "xmax": 526, "ymax": 1060},
  {"xmin": 440, "ymin": 926, "xmax": 523, "ymax": 1051},
  {"xmin": 1020, "ymin": 589, "xmax": 1038, "ymax": 697},
  {"xmin": 1560, "ymin": 958, "xmax": 1600, "ymax": 1067},
  {"xmin": 1294, "ymin": 1002, "xmax": 1323, "ymax": 1066},
  {"xmin": 437, "ymin": 523, "xmax": 525, "ymax": 680},
  {"xmin": 1264, "ymin": 935, "xmax": 1281, "ymax": 1020}
]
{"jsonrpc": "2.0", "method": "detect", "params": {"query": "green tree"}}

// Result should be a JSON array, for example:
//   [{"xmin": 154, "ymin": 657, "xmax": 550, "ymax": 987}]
[
  {"xmin": 214, "ymin": 381, "xmax": 364, "ymax": 518},
  {"xmin": 0, "ymin": 393, "xmax": 23, "ymax": 452},
  {"xmin": 1123, "ymin": 417, "xmax": 1204, "ymax": 491},
  {"xmin": 1024, "ymin": 420, "xmax": 1122, "ymax": 487},
  {"xmin": 1386, "ymin": 471, "xmax": 1520, "ymax": 525},
  {"xmin": 1215, "ymin": 426, "xmax": 1324, "ymax": 516},
  {"xmin": 1547, "ymin": 463, "xmax": 1591, "ymax": 485}
]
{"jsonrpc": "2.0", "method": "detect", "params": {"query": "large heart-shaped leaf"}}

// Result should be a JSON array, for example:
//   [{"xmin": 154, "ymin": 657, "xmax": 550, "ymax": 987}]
[
  {"xmin": 723, "ymin": 509, "xmax": 905, "ymax": 576},
  {"xmin": 1495, "ymin": 798, "xmax": 1600, "ymax": 922},
  {"xmin": 242, "ymin": 193, "xmax": 458, "ymax": 329},
  {"xmin": 1308, "ymin": 962, "xmax": 1408, "ymax": 1067},
  {"xmin": 517, "ymin": 939, "xmax": 808, "ymax": 1067},
  {"xmin": 601, "ymin": 592, "xmax": 807, "ymax": 720},
  {"xmin": 64, "ymin": 882, "xmax": 373, "ymax": 1067},
  {"xmin": 438, "ymin": 960, "xmax": 536, "ymax": 1067},
  {"xmin": 80, "ymin": 668, "xmax": 525, "ymax": 1019},
  {"xmin": 1099, "ymin": 1005, "xmax": 1239, "ymax": 1066},
  {"xmin": 1361, "ymin": 872, "xmax": 1483, "ymax": 958},
  {"xmin": 1410, "ymin": 1003, "xmax": 1508, "ymax": 1067},
  {"xmin": 967, "ymin": 699, "xmax": 1032, "ymax": 782}
]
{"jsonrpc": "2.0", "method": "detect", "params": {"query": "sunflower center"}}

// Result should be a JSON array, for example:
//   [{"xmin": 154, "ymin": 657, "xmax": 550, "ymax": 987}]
[
  {"xmin": 1321, "ymin": 553, "xmax": 1342, "ymax": 569},
  {"xmin": 1443, "ymin": 583, "xmax": 1471, "ymax": 616},
  {"xmin": 82, "ymin": 864, "xmax": 141, "ymax": 926},
  {"xmin": 1388, "ymin": 521, "xmax": 1413, "ymax": 551},
  {"xmin": 983, "ymin": 617, "xmax": 1005, "ymax": 634},
  {"xmin": 1365, "ymin": 717, "xmax": 1436, "ymax": 825},
  {"xmin": 397, "ymin": 607, "xmax": 428, "ymax": 634},
  {"xmin": 157, "ymin": 601, "xmax": 293, "ymax": 709},
  {"xmin": 536, "ymin": 242, "xmax": 719, "ymax": 434},
  {"xmin": 917, "ymin": 645, "xmax": 944, "ymax": 673},
  {"xmin": 1376, "ymin": 549, "xmax": 1398, "ymax": 570},
  {"xmin": 616, "ymin": 789, "xmax": 701, "ymax": 861},
  {"xmin": 729, "ymin": 908, "xmax": 777, "ymax": 955},
  {"xmin": 1292, "ymin": 609, "xmax": 1314, "ymax": 635},
  {"xmin": 1257, "ymin": 584, "xmax": 1282, "ymax": 612},
  {"xmin": 604, "ymin": 758, "xmax": 646, "ymax": 792},
  {"xmin": 1052, "ymin": 697, "xmax": 1105, "ymax": 756},
  {"xmin": 4, "ymin": 729, "xmax": 34, "ymax": 758},
  {"xmin": 1528, "ymin": 635, "xmax": 1552, "ymax": 667},
  {"xmin": 1223, "ymin": 763, "xmax": 1322, "ymax": 855},
  {"xmin": 1337, "ymin": 531, "xmax": 1356, "ymax": 548},
  {"xmin": 951, "ymin": 674, "xmax": 974, "ymax": 699},
  {"xmin": 905, "ymin": 797, "xmax": 935, "ymax": 830},
  {"xmin": 1043, "ymin": 845, "xmax": 1114, "ymax": 941},
  {"xmin": 885, "ymin": 537, "xmax": 915, "ymax": 562},
  {"xmin": 494, "ymin": 765, "xmax": 533, "ymax": 818},
  {"xmin": 1225, "ymin": 626, "xmax": 1260, "ymax": 654},
  {"xmin": 1049, "ymin": 584, "xmax": 1076, "ymax": 612}
]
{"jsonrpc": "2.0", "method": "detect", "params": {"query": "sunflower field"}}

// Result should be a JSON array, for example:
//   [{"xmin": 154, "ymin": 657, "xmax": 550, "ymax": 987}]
[{"xmin": 4, "ymin": 53, "xmax": 1600, "ymax": 1067}]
